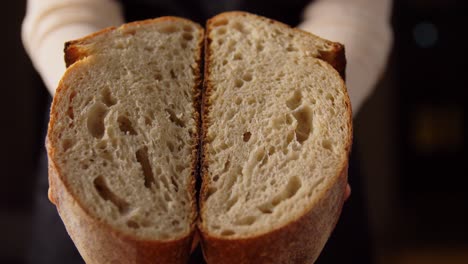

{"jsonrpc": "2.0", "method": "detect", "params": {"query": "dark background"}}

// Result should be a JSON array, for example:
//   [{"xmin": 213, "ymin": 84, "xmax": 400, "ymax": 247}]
[{"xmin": 1, "ymin": 0, "xmax": 467, "ymax": 263}]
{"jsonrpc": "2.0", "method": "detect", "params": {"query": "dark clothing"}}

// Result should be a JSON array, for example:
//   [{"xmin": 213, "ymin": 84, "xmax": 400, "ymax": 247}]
[
  {"xmin": 121, "ymin": 0, "xmax": 309, "ymax": 26},
  {"xmin": 29, "ymin": 1, "xmax": 373, "ymax": 263}
]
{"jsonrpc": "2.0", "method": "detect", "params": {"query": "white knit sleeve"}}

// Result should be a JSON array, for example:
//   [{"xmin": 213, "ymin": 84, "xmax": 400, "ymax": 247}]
[
  {"xmin": 22, "ymin": 0, "xmax": 124, "ymax": 95},
  {"xmin": 299, "ymin": 0, "xmax": 393, "ymax": 115}
]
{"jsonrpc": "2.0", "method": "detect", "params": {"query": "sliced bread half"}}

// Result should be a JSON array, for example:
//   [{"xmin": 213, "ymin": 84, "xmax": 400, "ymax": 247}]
[
  {"xmin": 47, "ymin": 17, "xmax": 203, "ymax": 264},
  {"xmin": 199, "ymin": 12, "xmax": 352, "ymax": 263}
]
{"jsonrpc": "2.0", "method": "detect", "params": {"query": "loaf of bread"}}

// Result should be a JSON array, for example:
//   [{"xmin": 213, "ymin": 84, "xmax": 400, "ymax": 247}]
[
  {"xmin": 47, "ymin": 17, "xmax": 203, "ymax": 264},
  {"xmin": 48, "ymin": 12, "xmax": 351, "ymax": 264},
  {"xmin": 199, "ymin": 12, "xmax": 351, "ymax": 264}
]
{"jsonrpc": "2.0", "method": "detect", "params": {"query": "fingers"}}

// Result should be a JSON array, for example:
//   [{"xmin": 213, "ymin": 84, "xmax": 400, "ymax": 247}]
[{"xmin": 344, "ymin": 184, "xmax": 351, "ymax": 201}]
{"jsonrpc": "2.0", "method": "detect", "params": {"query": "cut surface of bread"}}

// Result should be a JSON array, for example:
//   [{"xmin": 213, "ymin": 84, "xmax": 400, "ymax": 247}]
[
  {"xmin": 47, "ymin": 17, "xmax": 203, "ymax": 263},
  {"xmin": 200, "ymin": 12, "xmax": 352, "ymax": 263}
]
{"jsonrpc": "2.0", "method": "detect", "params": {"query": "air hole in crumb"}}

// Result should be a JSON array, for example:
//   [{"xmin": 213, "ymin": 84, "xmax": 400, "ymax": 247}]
[
  {"xmin": 136, "ymin": 147, "xmax": 155, "ymax": 189},
  {"xmin": 118, "ymin": 116, "xmax": 137, "ymax": 135},
  {"xmin": 217, "ymin": 39, "xmax": 224, "ymax": 45},
  {"xmin": 171, "ymin": 220, "xmax": 180, "ymax": 226},
  {"xmin": 286, "ymin": 130, "xmax": 295, "ymax": 145},
  {"xmin": 81, "ymin": 162, "xmax": 89, "ymax": 170},
  {"xmin": 274, "ymin": 29, "xmax": 283, "ymax": 36},
  {"xmin": 165, "ymin": 109, "xmax": 185, "ymax": 127},
  {"xmin": 286, "ymin": 114, "xmax": 293, "ymax": 125},
  {"xmin": 183, "ymin": 25, "xmax": 194, "ymax": 32},
  {"xmin": 170, "ymin": 69, "xmax": 176, "ymax": 79},
  {"xmin": 211, "ymin": 225, "xmax": 220, "ymax": 230},
  {"xmin": 227, "ymin": 40, "xmax": 236, "ymax": 52},
  {"xmin": 243, "ymin": 132, "xmax": 251, "ymax": 142},
  {"xmin": 145, "ymin": 116, "xmax": 152, "ymax": 125},
  {"xmin": 235, "ymin": 97, "xmax": 242, "ymax": 105},
  {"xmin": 256, "ymin": 42, "xmax": 264, "ymax": 52},
  {"xmin": 154, "ymin": 73, "xmax": 163, "ymax": 81},
  {"xmin": 286, "ymin": 176, "xmax": 302, "ymax": 198},
  {"xmin": 222, "ymin": 159, "xmax": 231, "ymax": 173},
  {"xmin": 221, "ymin": 230, "xmax": 235, "ymax": 236},
  {"xmin": 293, "ymin": 106, "xmax": 313, "ymax": 144},
  {"xmin": 62, "ymin": 139, "xmax": 74, "ymax": 151},
  {"xmin": 217, "ymin": 27, "xmax": 227, "ymax": 35},
  {"xmin": 271, "ymin": 176, "xmax": 302, "ymax": 206},
  {"xmin": 233, "ymin": 53, "xmax": 242, "ymax": 60},
  {"xmin": 205, "ymin": 187, "xmax": 217, "ymax": 200},
  {"xmin": 286, "ymin": 90, "xmax": 302, "ymax": 110},
  {"xmin": 182, "ymin": 32, "xmax": 193, "ymax": 41},
  {"xmin": 67, "ymin": 92, "xmax": 77, "ymax": 120},
  {"xmin": 159, "ymin": 25, "xmax": 178, "ymax": 34},
  {"xmin": 268, "ymin": 146, "xmax": 276, "ymax": 155},
  {"xmin": 242, "ymin": 73, "xmax": 253, "ymax": 82},
  {"xmin": 93, "ymin": 176, "xmax": 130, "ymax": 215},
  {"xmin": 127, "ymin": 220, "xmax": 140, "ymax": 229},
  {"xmin": 261, "ymin": 155, "xmax": 269, "ymax": 168},
  {"xmin": 180, "ymin": 42, "xmax": 187, "ymax": 49},
  {"xmin": 234, "ymin": 79, "xmax": 244, "ymax": 88},
  {"xmin": 213, "ymin": 175, "xmax": 220, "ymax": 182},
  {"xmin": 164, "ymin": 192, "xmax": 172, "ymax": 202},
  {"xmin": 286, "ymin": 45, "xmax": 299, "ymax": 52},
  {"xmin": 175, "ymin": 165, "xmax": 184, "ymax": 173},
  {"xmin": 232, "ymin": 22, "xmax": 247, "ymax": 33},
  {"xmin": 225, "ymin": 109, "xmax": 236, "ymax": 121},
  {"xmin": 234, "ymin": 216, "xmax": 257, "ymax": 226},
  {"xmin": 256, "ymin": 149, "xmax": 265, "ymax": 162},
  {"xmin": 225, "ymin": 196, "xmax": 239, "ymax": 212},
  {"xmin": 222, "ymin": 59, "xmax": 228, "ymax": 65},
  {"xmin": 87, "ymin": 103, "xmax": 108, "ymax": 139},
  {"xmin": 258, "ymin": 203, "xmax": 273, "ymax": 214},
  {"xmin": 155, "ymin": 167, "xmax": 162, "ymax": 175},
  {"xmin": 101, "ymin": 87, "xmax": 117, "ymax": 106},
  {"xmin": 322, "ymin": 139, "xmax": 333, "ymax": 150},
  {"xmin": 170, "ymin": 175, "xmax": 179, "ymax": 192},
  {"xmin": 326, "ymin": 93, "xmax": 335, "ymax": 103}
]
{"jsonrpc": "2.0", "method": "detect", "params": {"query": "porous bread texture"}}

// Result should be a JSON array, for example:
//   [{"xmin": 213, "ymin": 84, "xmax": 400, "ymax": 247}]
[
  {"xmin": 47, "ymin": 18, "xmax": 203, "ymax": 241},
  {"xmin": 201, "ymin": 12, "xmax": 352, "ymax": 238}
]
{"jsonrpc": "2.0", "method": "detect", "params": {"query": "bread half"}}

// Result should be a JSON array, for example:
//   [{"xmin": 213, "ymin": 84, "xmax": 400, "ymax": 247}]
[
  {"xmin": 199, "ymin": 12, "xmax": 352, "ymax": 263},
  {"xmin": 47, "ymin": 17, "xmax": 203, "ymax": 264}
]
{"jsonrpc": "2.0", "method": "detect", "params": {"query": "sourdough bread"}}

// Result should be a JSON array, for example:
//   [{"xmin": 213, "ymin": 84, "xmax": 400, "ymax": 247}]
[
  {"xmin": 199, "ymin": 12, "xmax": 352, "ymax": 263},
  {"xmin": 47, "ymin": 17, "xmax": 203, "ymax": 264},
  {"xmin": 48, "ymin": 12, "xmax": 352, "ymax": 264}
]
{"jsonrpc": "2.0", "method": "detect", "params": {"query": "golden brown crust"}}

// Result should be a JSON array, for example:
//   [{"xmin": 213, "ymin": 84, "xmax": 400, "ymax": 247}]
[
  {"xmin": 199, "ymin": 12, "xmax": 353, "ymax": 264},
  {"xmin": 64, "ymin": 26, "xmax": 116, "ymax": 67},
  {"xmin": 64, "ymin": 16, "xmax": 205, "ymax": 68},
  {"xmin": 47, "ymin": 150, "xmax": 194, "ymax": 263},
  {"xmin": 200, "ymin": 11, "xmax": 346, "ymax": 78},
  {"xmin": 200, "ymin": 168, "xmax": 348, "ymax": 264},
  {"xmin": 49, "ymin": 17, "xmax": 204, "ymax": 264}
]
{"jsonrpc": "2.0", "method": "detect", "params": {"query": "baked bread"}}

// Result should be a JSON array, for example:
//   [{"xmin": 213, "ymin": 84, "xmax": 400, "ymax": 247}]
[
  {"xmin": 47, "ymin": 17, "xmax": 203, "ymax": 264},
  {"xmin": 48, "ymin": 12, "xmax": 351, "ymax": 264},
  {"xmin": 199, "ymin": 12, "xmax": 352, "ymax": 263}
]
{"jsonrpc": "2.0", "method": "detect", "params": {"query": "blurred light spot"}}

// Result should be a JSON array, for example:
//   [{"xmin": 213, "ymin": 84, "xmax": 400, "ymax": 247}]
[
  {"xmin": 411, "ymin": 106, "xmax": 463, "ymax": 154},
  {"xmin": 413, "ymin": 22, "xmax": 438, "ymax": 48}
]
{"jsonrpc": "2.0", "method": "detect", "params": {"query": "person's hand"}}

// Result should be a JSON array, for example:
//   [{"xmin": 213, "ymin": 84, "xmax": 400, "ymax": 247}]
[{"xmin": 345, "ymin": 184, "xmax": 351, "ymax": 201}]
